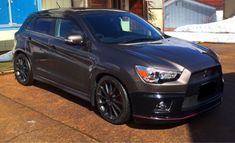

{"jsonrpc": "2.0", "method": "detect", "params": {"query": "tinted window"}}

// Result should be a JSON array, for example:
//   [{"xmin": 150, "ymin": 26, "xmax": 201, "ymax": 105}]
[
  {"xmin": 20, "ymin": 15, "xmax": 35, "ymax": 31},
  {"xmin": 25, "ymin": 17, "xmax": 35, "ymax": 30},
  {"xmin": 82, "ymin": 12, "xmax": 162, "ymax": 44},
  {"xmin": 55, "ymin": 19, "xmax": 81, "ymax": 38},
  {"xmin": 33, "ymin": 18, "xmax": 55, "ymax": 35}
]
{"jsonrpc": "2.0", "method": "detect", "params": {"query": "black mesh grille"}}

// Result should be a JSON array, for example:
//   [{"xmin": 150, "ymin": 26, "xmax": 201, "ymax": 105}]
[
  {"xmin": 189, "ymin": 66, "xmax": 221, "ymax": 84},
  {"xmin": 182, "ymin": 66, "xmax": 223, "ymax": 110}
]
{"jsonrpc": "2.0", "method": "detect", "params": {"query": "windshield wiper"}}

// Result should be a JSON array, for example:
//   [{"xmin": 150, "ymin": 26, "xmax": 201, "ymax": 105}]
[{"xmin": 119, "ymin": 37, "xmax": 161, "ymax": 44}]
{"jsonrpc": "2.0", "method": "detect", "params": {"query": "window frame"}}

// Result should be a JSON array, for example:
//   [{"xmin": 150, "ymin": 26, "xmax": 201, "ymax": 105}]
[
  {"xmin": 82, "ymin": 12, "xmax": 163, "ymax": 44},
  {"xmin": 55, "ymin": 18, "xmax": 83, "ymax": 39},
  {"xmin": 20, "ymin": 15, "xmax": 35, "ymax": 31},
  {"xmin": 31, "ymin": 17, "xmax": 56, "ymax": 36}
]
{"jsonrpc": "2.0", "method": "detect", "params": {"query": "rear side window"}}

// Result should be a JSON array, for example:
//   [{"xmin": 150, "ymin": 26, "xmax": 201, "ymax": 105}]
[
  {"xmin": 25, "ymin": 18, "xmax": 35, "ymax": 30},
  {"xmin": 33, "ymin": 18, "xmax": 55, "ymax": 35},
  {"xmin": 55, "ymin": 19, "xmax": 81, "ymax": 38},
  {"xmin": 20, "ymin": 15, "xmax": 35, "ymax": 31}
]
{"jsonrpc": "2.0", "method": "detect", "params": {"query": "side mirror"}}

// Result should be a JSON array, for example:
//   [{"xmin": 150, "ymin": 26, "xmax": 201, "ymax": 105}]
[{"xmin": 65, "ymin": 35, "xmax": 83, "ymax": 45}]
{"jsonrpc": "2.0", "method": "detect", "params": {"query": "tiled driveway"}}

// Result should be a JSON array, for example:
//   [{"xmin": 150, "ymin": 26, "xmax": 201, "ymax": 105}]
[{"xmin": 0, "ymin": 43, "xmax": 235, "ymax": 142}]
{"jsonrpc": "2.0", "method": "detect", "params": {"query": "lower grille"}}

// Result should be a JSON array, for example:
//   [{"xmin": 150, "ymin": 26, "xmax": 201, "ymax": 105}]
[{"xmin": 198, "ymin": 81, "xmax": 218, "ymax": 101}]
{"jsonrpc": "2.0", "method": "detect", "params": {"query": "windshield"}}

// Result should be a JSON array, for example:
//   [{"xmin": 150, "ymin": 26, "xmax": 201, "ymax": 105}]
[{"xmin": 82, "ymin": 12, "xmax": 163, "ymax": 44}]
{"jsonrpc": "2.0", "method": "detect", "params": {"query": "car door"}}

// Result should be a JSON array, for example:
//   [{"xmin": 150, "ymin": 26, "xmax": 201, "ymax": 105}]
[
  {"xmin": 29, "ymin": 17, "xmax": 56, "ymax": 80},
  {"xmin": 48, "ymin": 18, "xmax": 94, "ymax": 94}
]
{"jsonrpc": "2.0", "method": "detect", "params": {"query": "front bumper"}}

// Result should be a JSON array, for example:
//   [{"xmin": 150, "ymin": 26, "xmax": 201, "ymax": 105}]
[
  {"xmin": 130, "ymin": 66, "xmax": 224, "ymax": 124},
  {"xmin": 131, "ymin": 92, "xmax": 222, "ymax": 124}
]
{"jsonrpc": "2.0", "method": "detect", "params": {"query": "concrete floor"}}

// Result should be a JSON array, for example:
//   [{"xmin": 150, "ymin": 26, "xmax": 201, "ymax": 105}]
[{"xmin": 0, "ymin": 43, "xmax": 235, "ymax": 142}]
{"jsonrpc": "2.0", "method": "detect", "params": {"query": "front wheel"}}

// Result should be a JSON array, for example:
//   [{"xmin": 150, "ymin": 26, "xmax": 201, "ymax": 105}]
[
  {"xmin": 95, "ymin": 76, "xmax": 131, "ymax": 124},
  {"xmin": 14, "ymin": 53, "xmax": 34, "ymax": 85}
]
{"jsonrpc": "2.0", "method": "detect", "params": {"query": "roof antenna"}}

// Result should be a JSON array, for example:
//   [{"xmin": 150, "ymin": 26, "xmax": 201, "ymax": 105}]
[{"xmin": 56, "ymin": 1, "xmax": 61, "ymax": 8}]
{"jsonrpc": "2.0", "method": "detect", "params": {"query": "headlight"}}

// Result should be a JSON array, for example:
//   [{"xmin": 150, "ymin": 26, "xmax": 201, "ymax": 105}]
[{"xmin": 135, "ymin": 65, "xmax": 181, "ymax": 84}]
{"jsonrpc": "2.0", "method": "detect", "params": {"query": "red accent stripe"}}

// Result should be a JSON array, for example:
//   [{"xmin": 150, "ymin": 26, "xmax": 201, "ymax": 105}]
[
  {"xmin": 196, "ymin": 0, "xmax": 224, "ymax": 8},
  {"xmin": 133, "ymin": 100, "xmax": 222, "ymax": 121},
  {"xmin": 133, "ymin": 113, "xmax": 198, "ymax": 121}
]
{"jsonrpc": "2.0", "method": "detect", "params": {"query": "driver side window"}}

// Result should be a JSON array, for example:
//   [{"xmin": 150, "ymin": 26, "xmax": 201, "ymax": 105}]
[{"xmin": 55, "ymin": 19, "xmax": 81, "ymax": 38}]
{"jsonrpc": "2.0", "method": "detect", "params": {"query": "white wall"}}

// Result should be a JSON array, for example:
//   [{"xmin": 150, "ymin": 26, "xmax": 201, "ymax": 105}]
[
  {"xmin": 73, "ymin": 0, "xmax": 88, "ymax": 7},
  {"xmin": 42, "ymin": 0, "xmax": 72, "ymax": 10}
]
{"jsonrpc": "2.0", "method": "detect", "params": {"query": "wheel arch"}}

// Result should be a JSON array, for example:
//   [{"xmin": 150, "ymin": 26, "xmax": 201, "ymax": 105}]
[
  {"xmin": 14, "ymin": 49, "xmax": 28, "ymax": 59},
  {"xmin": 14, "ymin": 50, "xmax": 34, "ymax": 85},
  {"xmin": 90, "ymin": 72, "xmax": 131, "ymax": 108}
]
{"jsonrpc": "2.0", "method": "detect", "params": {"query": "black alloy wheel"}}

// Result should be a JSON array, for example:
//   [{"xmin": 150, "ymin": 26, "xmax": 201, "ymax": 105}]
[
  {"xmin": 95, "ymin": 76, "xmax": 131, "ymax": 124},
  {"xmin": 14, "ymin": 53, "xmax": 34, "ymax": 85}
]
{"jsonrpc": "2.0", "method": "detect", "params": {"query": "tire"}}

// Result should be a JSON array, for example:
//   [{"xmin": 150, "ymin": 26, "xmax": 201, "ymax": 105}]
[
  {"xmin": 95, "ymin": 76, "xmax": 131, "ymax": 124},
  {"xmin": 14, "ymin": 53, "xmax": 34, "ymax": 85}
]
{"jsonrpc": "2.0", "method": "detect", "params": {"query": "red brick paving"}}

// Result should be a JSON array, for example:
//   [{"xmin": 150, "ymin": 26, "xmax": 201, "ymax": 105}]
[{"xmin": 0, "ymin": 43, "xmax": 234, "ymax": 142}]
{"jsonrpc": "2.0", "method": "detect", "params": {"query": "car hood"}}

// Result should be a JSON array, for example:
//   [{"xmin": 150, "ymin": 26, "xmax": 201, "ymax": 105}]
[{"xmin": 121, "ymin": 37, "xmax": 219, "ymax": 72}]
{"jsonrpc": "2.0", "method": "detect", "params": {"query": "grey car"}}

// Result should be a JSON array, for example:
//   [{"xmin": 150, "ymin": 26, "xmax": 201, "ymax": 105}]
[{"xmin": 14, "ymin": 8, "xmax": 223, "ymax": 124}]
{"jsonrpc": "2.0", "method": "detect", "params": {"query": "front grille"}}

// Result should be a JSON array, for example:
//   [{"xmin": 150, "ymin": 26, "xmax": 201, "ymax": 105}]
[
  {"xmin": 190, "ymin": 66, "xmax": 221, "ymax": 84},
  {"xmin": 186, "ymin": 66, "xmax": 221, "ymax": 96},
  {"xmin": 182, "ymin": 66, "xmax": 222, "ymax": 110}
]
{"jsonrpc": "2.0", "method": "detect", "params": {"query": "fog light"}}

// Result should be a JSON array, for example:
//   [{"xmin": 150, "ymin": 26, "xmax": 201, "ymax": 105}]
[{"xmin": 154, "ymin": 101, "xmax": 172, "ymax": 113}]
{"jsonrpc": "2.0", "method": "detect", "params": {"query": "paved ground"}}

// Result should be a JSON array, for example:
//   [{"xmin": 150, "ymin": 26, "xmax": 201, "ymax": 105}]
[{"xmin": 0, "ymin": 43, "xmax": 235, "ymax": 142}]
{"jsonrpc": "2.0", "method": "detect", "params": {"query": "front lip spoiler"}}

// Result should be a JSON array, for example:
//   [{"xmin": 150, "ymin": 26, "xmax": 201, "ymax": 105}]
[
  {"xmin": 133, "ymin": 98, "xmax": 222, "ymax": 122},
  {"xmin": 133, "ymin": 113, "xmax": 198, "ymax": 121}
]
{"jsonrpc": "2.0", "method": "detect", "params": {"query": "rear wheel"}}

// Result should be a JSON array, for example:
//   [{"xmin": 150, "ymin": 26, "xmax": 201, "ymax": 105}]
[
  {"xmin": 95, "ymin": 76, "xmax": 131, "ymax": 124},
  {"xmin": 14, "ymin": 53, "xmax": 34, "ymax": 85}
]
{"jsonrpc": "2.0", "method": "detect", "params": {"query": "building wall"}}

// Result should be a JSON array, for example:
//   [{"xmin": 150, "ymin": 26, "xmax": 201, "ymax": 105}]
[
  {"xmin": 88, "ymin": 0, "xmax": 112, "ymax": 8},
  {"xmin": 197, "ymin": 0, "xmax": 224, "ymax": 10},
  {"xmin": 129, "ymin": 0, "xmax": 144, "ymax": 17},
  {"xmin": 0, "ymin": 40, "xmax": 14, "ymax": 52},
  {"xmin": 147, "ymin": 0, "xmax": 163, "ymax": 31},
  {"xmin": 0, "ymin": 0, "xmax": 41, "ymax": 26},
  {"xmin": 0, "ymin": 29, "xmax": 17, "ymax": 52},
  {"xmin": 73, "ymin": 0, "xmax": 113, "ymax": 8},
  {"xmin": 42, "ymin": 0, "xmax": 72, "ymax": 10},
  {"xmin": 149, "ymin": 9, "xmax": 163, "ymax": 30},
  {"xmin": 73, "ymin": 0, "xmax": 88, "ymax": 7},
  {"xmin": 0, "ymin": 0, "xmax": 42, "ymax": 52},
  {"xmin": 123, "ymin": 0, "xmax": 130, "ymax": 10},
  {"xmin": 0, "ymin": 0, "xmax": 11, "ymax": 25},
  {"xmin": 224, "ymin": 0, "xmax": 235, "ymax": 19},
  {"xmin": 164, "ymin": 0, "xmax": 216, "ymax": 29}
]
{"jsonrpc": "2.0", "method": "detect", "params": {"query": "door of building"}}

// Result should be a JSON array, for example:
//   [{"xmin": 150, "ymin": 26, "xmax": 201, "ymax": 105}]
[
  {"xmin": 129, "ymin": 0, "xmax": 146, "ymax": 18},
  {"xmin": 89, "ymin": 0, "xmax": 112, "ymax": 8},
  {"xmin": 11, "ymin": 0, "xmax": 38, "ymax": 24},
  {"xmin": 0, "ymin": 0, "xmax": 10, "ymax": 25},
  {"xmin": 0, "ymin": 0, "xmax": 40, "ymax": 27}
]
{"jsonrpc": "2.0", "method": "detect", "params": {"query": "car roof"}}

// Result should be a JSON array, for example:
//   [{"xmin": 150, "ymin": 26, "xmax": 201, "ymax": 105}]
[{"xmin": 34, "ymin": 8, "xmax": 127, "ymax": 17}]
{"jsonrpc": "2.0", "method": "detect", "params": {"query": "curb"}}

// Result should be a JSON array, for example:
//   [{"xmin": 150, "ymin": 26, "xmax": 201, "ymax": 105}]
[{"xmin": 0, "ymin": 70, "xmax": 14, "ymax": 75}]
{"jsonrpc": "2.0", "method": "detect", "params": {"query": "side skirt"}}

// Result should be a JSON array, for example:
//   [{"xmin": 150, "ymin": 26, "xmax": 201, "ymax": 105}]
[{"xmin": 34, "ymin": 75, "xmax": 91, "ymax": 102}]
